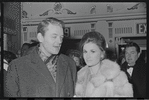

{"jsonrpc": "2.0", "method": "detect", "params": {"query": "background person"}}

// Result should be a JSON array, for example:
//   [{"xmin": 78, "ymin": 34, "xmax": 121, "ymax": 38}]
[
  {"xmin": 117, "ymin": 50, "xmax": 125, "ymax": 66},
  {"xmin": 66, "ymin": 49, "xmax": 83, "ymax": 72},
  {"xmin": 20, "ymin": 43, "xmax": 31, "ymax": 57},
  {"xmin": 25, "ymin": 41, "xmax": 40, "ymax": 55},
  {"xmin": 3, "ymin": 50, "xmax": 17, "ymax": 71},
  {"xmin": 121, "ymin": 41, "xmax": 146, "ymax": 98}
]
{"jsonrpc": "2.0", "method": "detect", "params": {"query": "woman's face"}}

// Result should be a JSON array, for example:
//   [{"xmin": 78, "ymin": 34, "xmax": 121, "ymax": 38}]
[{"xmin": 83, "ymin": 42, "xmax": 104, "ymax": 67}]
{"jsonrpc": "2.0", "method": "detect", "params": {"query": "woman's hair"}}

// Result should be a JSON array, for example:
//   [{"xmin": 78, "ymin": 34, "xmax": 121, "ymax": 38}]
[
  {"xmin": 79, "ymin": 31, "xmax": 106, "ymax": 53},
  {"xmin": 37, "ymin": 17, "xmax": 65, "ymax": 36},
  {"xmin": 79, "ymin": 31, "xmax": 107, "ymax": 65}
]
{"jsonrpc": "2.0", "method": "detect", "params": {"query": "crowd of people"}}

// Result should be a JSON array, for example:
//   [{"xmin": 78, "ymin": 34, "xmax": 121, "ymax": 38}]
[{"xmin": 2, "ymin": 17, "xmax": 146, "ymax": 98}]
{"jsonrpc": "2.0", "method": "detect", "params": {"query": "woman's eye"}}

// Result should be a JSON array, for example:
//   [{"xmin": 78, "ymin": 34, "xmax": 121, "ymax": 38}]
[
  {"xmin": 91, "ymin": 50, "xmax": 95, "ymax": 53},
  {"xmin": 83, "ymin": 51, "xmax": 87, "ymax": 53}
]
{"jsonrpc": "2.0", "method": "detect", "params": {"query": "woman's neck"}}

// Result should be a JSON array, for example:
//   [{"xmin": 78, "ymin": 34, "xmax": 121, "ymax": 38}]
[{"xmin": 89, "ymin": 62, "xmax": 101, "ymax": 75}]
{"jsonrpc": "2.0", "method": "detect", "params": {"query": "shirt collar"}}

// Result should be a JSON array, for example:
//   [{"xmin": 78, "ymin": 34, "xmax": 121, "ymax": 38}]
[
  {"xmin": 38, "ymin": 46, "xmax": 58, "ymax": 65},
  {"xmin": 38, "ymin": 46, "xmax": 49, "ymax": 62}
]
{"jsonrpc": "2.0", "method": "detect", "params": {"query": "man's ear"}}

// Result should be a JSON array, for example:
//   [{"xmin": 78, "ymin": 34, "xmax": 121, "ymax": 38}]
[
  {"xmin": 137, "ymin": 52, "xmax": 141, "ymax": 58},
  {"xmin": 37, "ymin": 33, "xmax": 44, "ymax": 43}
]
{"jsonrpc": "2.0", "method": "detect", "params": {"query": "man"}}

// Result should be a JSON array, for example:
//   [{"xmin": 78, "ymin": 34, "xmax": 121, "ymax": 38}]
[
  {"xmin": 4, "ymin": 17, "xmax": 77, "ymax": 97},
  {"xmin": 121, "ymin": 41, "xmax": 146, "ymax": 98}
]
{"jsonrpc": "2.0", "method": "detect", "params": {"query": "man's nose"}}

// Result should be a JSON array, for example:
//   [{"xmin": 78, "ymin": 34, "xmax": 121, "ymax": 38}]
[
  {"xmin": 57, "ymin": 37, "xmax": 63, "ymax": 44},
  {"xmin": 127, "ymin": 54, "xmax": 131, "ymax": 58}
]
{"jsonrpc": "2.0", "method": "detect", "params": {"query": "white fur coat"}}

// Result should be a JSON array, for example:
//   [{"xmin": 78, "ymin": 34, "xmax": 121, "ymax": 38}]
[{"xmin": 75, "ymin": 59, "xmax": 133, "ymax": 97}]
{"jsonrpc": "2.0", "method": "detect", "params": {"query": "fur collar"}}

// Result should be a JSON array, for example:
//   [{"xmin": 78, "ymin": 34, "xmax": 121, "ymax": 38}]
[
  {"xmin": 77, "ymin": 59, "xmax": 121, "ymax": 81},
  {"xmin": 76, "ymin": 59, "xmax": 133, "ymax": 97}
]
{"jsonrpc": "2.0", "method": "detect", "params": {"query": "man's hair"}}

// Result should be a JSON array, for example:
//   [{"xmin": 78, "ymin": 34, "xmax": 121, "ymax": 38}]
[
  {"xmin": 125, "ymin": 41, "xmax": 140, "ymax": 53},
  {"xmin": 37, "ymin": 17, "xmax": 65, "ymax": 36}
]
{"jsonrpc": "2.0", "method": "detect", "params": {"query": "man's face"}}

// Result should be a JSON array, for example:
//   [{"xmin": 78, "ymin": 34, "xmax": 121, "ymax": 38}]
[
  {"xmin": 39, "ymin": 24, "xmax": 64, "ymax": 56},
  {"xmin": 125, "ymin": 46, "xmax": 139, "ymax": 66}
]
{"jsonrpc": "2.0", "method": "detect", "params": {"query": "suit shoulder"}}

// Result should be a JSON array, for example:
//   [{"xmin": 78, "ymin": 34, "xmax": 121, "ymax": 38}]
[
  {"xmin": 59, "ymin": 54, "xmax": 76, "ymax": 71},
  {"xmin": 60, "ymin": 54, "xmax": 74, "ymax": 62},
  {"xmin": 10, "ymin": 55, "xmax": 31, "ymax": 65}
]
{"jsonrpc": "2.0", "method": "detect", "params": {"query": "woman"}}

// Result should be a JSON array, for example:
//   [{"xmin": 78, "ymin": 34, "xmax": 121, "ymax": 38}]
[{"xmin": 75, "ymin": 31, "xmax": 133, "ymax": 97}]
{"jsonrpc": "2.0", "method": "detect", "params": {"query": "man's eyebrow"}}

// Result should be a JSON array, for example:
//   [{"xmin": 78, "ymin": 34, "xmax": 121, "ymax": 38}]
[
  {"xmin": 131, "ymin": 51, "xmax": 135, "ymax": 52},
  {"xmin": 52, "ymin": 33, "xmax": 58, "ymax": 35}
]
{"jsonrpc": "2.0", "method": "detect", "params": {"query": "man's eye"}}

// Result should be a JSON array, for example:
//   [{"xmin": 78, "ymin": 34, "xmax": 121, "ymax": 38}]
[{"xmin": 52, "ymin": 36, "xmax": 57, "ymax": 38}]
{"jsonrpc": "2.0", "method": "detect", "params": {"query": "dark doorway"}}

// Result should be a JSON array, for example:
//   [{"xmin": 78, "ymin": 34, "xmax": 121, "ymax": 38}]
[{"xmin": 60, "ymin": 39, "xmax": 81, "ymax": 55}]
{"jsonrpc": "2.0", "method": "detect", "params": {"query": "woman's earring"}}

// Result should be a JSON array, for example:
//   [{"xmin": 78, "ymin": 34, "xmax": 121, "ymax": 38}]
[{"xmin": 101, "ymin": 55, "xmax": 104, "ymax": 61}]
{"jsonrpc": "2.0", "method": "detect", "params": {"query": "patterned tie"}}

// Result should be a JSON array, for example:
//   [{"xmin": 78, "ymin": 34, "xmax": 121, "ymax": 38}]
[
  {"xmin": 45, "ymin": 55, "xmax": 58, "ymax": 82},
  {"xmin": 38, "ymin": 47, "xmax": 58, "ymax": 82}
]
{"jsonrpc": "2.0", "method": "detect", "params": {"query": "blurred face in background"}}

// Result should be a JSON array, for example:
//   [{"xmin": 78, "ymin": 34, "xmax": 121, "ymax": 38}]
[
  {"xmin": 125, "ymin": 46, "xmax": 139, "ymax": 66},
  {"xmin": 72, "ymin": 56, "xmax": 80, "ymax": 67},
  {"xmin": 83, "ymin": 42, "xmax": 104, "ymax": 67}
]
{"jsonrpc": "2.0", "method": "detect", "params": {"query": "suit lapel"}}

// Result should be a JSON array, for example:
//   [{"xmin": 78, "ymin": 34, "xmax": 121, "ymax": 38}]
[
  {"xmin": 56, "ymin": 55, "xmax": 68, "ymax": 96},
  {"xmin": 30, "ymin": 47, "xmax": 56, "ymax": 92}
]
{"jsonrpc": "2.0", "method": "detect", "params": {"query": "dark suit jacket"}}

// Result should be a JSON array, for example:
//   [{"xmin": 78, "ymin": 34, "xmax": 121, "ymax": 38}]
[
  {"xmin": 4, "ymin": 47, "xmax": 77, "ymax": 97},
  {"xmin": 121, "ymin": 61, "xmax": 146, "ymax": 98}
]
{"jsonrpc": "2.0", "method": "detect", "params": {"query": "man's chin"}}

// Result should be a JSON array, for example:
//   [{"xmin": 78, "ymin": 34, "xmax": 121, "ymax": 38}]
[
  {"xmin": 128, "ymin": 62, "xmax": 135, "ymax": 66},
  {"xmin": 52, "ymin": 51, "xmax": 59, "ymax": 55}
]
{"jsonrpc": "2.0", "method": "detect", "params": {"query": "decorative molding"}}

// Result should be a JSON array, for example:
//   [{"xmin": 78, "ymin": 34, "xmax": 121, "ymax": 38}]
[
  {"xmin": 127, "ymin": 3, "xmax": 140, "ymax": 10},
  {"xmin": 4, "ymin": 17, "xmax": 16, "ymax": 30},
  {"xmin": 127, "ymin": 2, "xmax": 146, "ymax": 10},
  {"xmin": 22, "ymin": 10, "xmax": 28, "ymax": 18},
  {"xmin": 21, "ymin": 12, "xmax": 146, "ymax": 25},
  {"xmin": 90, "ymin": 5, "xmax": 96, "ymax": 14},
  {"xmin": 39, "ymin": 2, "xmax": 76, "ymax": 16},
  {"xmin": 107, "ymin": 4, "xmax": 113, "ymax": 13},
  {"xmin": 3, "ymin": 27, "xmax": 16, "ymax": 35},
  {"xmin": 62, "ymin": 9, "xmax": 76, "ymax": 14}
]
